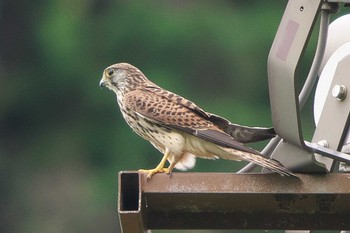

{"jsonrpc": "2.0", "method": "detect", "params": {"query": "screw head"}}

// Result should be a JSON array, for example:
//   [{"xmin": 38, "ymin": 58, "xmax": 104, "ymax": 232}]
[
  {"xmin": 317, "ymin": 140, "xmax": 329, "ymax": 148},
  {"xmin": 332, "ymin": 85, "xmax": 347, "ymax": 101}
]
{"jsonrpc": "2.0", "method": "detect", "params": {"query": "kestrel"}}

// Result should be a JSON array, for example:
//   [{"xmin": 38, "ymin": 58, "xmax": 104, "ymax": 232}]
[{"xmin": 99, "ymin": 63, "xmax": 293, "ymax": 179}]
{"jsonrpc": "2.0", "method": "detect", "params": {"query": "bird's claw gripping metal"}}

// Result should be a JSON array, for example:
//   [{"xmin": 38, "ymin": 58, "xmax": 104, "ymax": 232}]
[{"xmin": 139, "ymin": 167, "xmax": 172, "ymax": 180}]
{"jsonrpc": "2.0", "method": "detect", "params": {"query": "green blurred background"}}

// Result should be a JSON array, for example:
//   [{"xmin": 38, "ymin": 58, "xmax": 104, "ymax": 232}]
[{"xmin": 2, "ymin": 0, "xmax": 345, "ymax": 232}]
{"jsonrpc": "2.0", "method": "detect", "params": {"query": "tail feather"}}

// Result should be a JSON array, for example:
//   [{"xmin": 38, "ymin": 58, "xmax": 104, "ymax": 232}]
[
  {"xmin": 248, "ymin": 154, "xmax": 295, "ymax": 177},
  {"xmin": 221, "ymin": 147, "xmax": 295, "ymax": 177}
]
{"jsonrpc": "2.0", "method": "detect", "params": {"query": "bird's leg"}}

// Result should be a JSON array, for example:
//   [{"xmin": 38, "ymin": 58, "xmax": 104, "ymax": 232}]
[
  {"xmin": 163, "ymin": 155, "xmax": 183, "ymax": 177},
  {"xmin": 164, "ymin": 162, "xmax": 176, "ymax": 178},
  {"xmin": 139, "ymin": 148, "xmax": 171, "ymax": 180}
]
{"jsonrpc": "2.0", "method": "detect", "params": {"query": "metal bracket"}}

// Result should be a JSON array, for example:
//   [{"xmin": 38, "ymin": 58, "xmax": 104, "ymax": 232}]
[
  {"xmin": 267, "ymin": 0, "xmax": 327, "ymax": 172},
  {"xmin": 268, "ymin": 0, "xmax": 321, "ymax": 146},
  {"xmin": 312, "ymin": 54, "xmax": 350, "ymax": 170},
  {"xmin": 267, "ymin": 0, "xmax": 350, "ymax": 171}
]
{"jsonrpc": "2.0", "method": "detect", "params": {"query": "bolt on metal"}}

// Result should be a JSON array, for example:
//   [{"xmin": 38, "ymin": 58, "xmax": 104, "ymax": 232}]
[
  {"xmin": 332, "ymin": 85, "xmax": 347, "ymax": 101},
  {"xmin": 318, "ymin": 140, "xmax": 329, "ymax": 148}
]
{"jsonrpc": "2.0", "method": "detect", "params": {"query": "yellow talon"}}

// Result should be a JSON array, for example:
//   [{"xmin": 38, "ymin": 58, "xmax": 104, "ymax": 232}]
[
  {"xmin": 138, "ymin": 148, "xmax": 171, "ymax": 180},
  {"xmin": 139, "ymin": 167, "xmax": 170, "ymax": 179}
]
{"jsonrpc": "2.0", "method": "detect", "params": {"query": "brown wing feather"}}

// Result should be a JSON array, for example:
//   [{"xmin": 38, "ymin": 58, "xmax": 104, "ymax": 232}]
[
  {"xmin": 143, "ymin": 85, "xmax": 276, "ymax": 143},
  {"xmin": 143, "ymin": 85, "xmax": 211, "ymax": 120},
  {"xmin": 124, "ymin": 88, "xmax": 214, "ymax": 129},
  {"xmin": 123, "ymin": 88, "xmax": 260, "ymax": 154}
]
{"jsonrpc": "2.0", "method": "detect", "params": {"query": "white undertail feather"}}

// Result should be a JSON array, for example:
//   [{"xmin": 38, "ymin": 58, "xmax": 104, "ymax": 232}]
[{"xmin": 173, "ymin": 152, "xmax": 196, "ymax": 171}]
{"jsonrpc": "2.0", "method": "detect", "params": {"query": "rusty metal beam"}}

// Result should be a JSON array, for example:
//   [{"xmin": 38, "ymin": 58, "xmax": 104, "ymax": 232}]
[{"xmin": 118, "ymin": 172, "xmax": 350, "ymax": 233}]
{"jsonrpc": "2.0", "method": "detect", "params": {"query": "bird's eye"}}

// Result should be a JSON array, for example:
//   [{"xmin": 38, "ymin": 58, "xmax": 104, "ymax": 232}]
[{"xmin": 106, "ymin": 68, "xmax": 115, "ymax": 77}]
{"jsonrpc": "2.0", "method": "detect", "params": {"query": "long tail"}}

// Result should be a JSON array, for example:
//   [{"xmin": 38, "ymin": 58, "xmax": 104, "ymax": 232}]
[{"xmin": 221, "ymin": 147, "xmax": 295, "ymax": 177}]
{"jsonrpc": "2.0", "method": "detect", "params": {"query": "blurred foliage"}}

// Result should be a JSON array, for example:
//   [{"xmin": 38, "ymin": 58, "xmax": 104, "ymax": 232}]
[{"xmin": 1, "ymin": 1, "xmax": 347, "ymax": 233}]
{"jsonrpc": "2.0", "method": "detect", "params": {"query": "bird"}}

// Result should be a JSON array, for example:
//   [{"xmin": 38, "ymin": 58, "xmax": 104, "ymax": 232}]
[{"xmin": 99, "ymin": 62, "xmax": 294, "ymax": 179}]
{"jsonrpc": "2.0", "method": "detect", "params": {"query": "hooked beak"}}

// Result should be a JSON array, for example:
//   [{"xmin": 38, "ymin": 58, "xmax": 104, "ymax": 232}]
[{"xmin": 99, "ymin": 77, "xmax": 107, "ymax": 88}]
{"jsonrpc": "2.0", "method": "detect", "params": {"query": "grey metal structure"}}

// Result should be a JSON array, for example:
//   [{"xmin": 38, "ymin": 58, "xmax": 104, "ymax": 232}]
[
  {"xmin": 268, "ymin": 0, "xmax": 350, "ymax": 172},
  {"xmin": 117, "ymin": 1, "xmax": 350, "ymax": 232}
]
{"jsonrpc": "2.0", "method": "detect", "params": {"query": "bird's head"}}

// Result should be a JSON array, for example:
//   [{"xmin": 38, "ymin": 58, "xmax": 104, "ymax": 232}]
[{"xmin": 99, "ymin": 63, "xmax": 146, "ymax": 93}]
